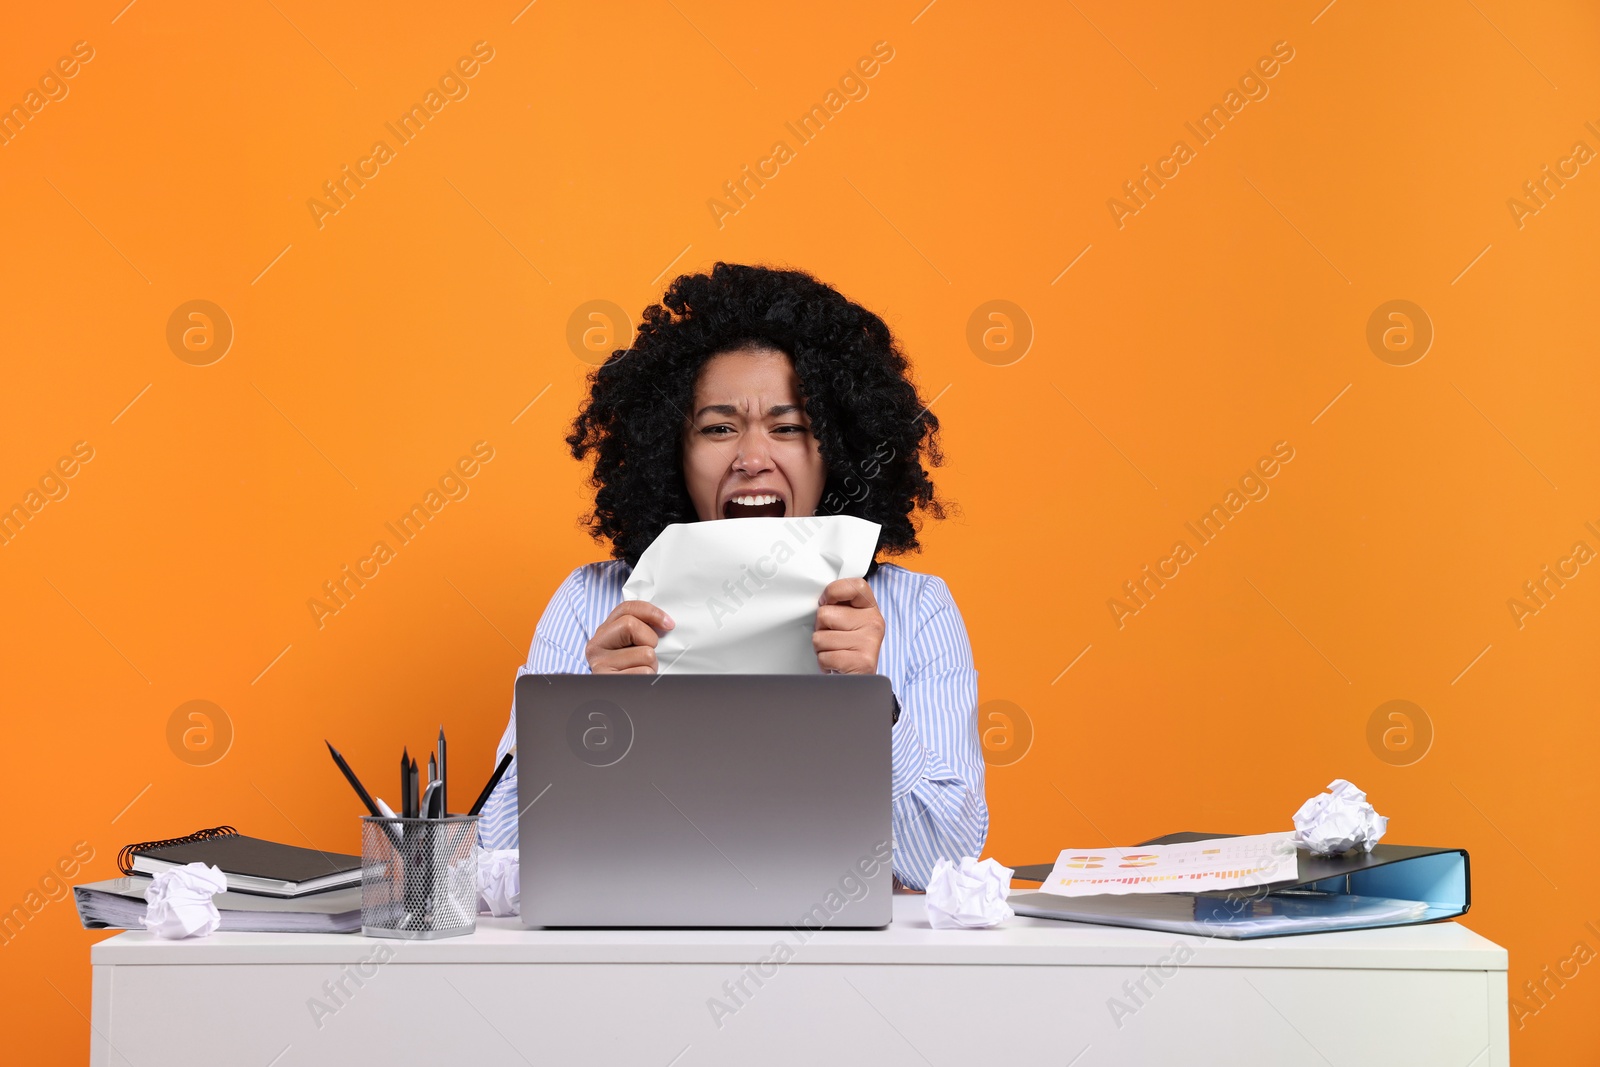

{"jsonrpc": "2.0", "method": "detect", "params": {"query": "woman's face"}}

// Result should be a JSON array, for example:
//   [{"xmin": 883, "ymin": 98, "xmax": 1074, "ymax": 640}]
[{"xmin": 682, "ymin": 347, "xmax": 826, "ymax": 522}]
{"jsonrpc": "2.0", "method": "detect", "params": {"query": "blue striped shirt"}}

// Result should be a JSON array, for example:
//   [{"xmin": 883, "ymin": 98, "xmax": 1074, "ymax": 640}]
[{"xmin": 477, "ymin": 559, "xmax": 988, "ymax": 891}]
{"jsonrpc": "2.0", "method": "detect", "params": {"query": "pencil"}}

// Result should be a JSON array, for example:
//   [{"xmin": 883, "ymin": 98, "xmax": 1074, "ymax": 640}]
[
  {"xmin": 325, "ymin": 741, "xmax": 381, "ymax": 817},
  {"xmin": 408, "ymin": 756, "xmax": 419, "ymax": 819},
  {"xmin": 400, "ymin": 747, "xmax": 411, "ymax": 818},
  {"xmin": 437, "ymin": 725, "xmax": 447, "ymax": 817},
  {"xmin": 467, "ymin": 751, "xmax": 515, "ymax": 817}
]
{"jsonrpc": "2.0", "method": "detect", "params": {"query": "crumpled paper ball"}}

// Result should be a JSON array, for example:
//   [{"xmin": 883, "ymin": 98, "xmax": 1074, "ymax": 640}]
[
  {"xmin": 475, "ymin": 847, "xmax": 520, "ymax": 917},
  {"xmin": 1293, "ymin": 779, "xmax": 1389, "ymax": 855},
  {"xmin": 143, "ymin": 862, "xmax": 227, "ymax": 939},
  {"xmin": 925, "ymin": 856, "xmax": 1015, "ymax": 929}
]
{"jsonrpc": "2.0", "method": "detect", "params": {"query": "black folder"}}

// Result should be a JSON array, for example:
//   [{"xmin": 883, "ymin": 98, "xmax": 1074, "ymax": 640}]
[{"xmin": 1009, "ymin": 831, "xmax": 1471, "ymax": 939}]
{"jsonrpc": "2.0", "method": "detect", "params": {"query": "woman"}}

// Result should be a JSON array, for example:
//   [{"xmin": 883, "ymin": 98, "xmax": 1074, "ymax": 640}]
[{"xmin": 477, "ymin": 262, "xmax": 986, "ymax": 891}]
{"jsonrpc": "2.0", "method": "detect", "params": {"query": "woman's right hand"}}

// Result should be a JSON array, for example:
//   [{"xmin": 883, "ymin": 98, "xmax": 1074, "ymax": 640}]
[{"xmin": 585, "ymin": 601, "xmax": 675, "ymax": 674}]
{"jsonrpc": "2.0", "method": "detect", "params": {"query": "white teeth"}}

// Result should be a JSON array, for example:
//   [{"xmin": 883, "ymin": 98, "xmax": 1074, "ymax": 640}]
[{"xmin": 732, "ymin": 494, "xmax": 778, "ymax": 506}]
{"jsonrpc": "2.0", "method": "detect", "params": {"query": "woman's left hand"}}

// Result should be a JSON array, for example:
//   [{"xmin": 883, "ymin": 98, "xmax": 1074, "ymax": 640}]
[{"xmin": 813, "ymin": 578, "xmax": 886, "ymax": 675}]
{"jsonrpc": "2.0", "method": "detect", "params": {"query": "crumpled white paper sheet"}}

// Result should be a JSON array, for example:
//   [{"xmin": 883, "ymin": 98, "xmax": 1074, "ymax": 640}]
[
  {"xmin": 1293, "ymin": 778, "xmax": 1389, "ymax": 855},
  {"xmin": 142, "ymin": 862, "xmax": 227, "ymax": 939},
  {"xmin": 925, "ymin": 857, "xmax": 1015, "ymax": 929},
  {"xmin": 622, "ymin": 516, "xmax": 881, "ymax": 674},
  {"xmin": 476, "ymin": 848, "xmax": 520, "ymax": 918}
]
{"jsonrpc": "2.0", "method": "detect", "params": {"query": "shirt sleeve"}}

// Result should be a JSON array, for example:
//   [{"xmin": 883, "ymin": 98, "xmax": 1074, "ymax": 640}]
[
  {"xmin": 888, "ymin": 575, "xmax": 990, "ymax": 890},
  {"xmin": 476, "ymin": 566, "xmax": 593, "ymax": 850}
]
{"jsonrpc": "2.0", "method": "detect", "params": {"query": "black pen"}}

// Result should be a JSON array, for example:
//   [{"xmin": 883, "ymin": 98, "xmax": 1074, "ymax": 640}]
[
  {"xmin": 437, "ymin": 725, "xmax": 447, "ymax": 817},
  {"xmin": 467, "ymin": 751, "xmax": 515, "ymax": 817},
  {"xmin": 325, "ymin": 741, "xmax": 381, "ymax": 817}
]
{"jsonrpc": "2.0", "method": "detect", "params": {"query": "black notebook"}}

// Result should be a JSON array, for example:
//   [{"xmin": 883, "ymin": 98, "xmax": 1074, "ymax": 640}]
[{"xmin": 120, "ymin": 827, "xmax": 361, "ymax": 898}]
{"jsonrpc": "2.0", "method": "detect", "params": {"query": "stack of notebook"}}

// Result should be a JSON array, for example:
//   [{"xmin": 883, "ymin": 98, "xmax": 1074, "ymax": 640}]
[
  {"xmin": 75, "ymin": 826, "xmax": 365, "ymax": 934},
  {"xmin": 75, "ymin": 877, "xmax": 363, "ymax": 934}
]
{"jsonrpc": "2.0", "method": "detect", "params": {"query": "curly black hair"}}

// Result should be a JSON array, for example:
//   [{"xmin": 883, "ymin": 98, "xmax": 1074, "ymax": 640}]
[{"xmin": 568, "ymin": 262, "xmax": 948, "ymax": 566}]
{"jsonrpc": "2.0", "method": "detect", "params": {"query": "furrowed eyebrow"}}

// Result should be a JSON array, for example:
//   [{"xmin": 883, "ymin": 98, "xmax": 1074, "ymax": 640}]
[{"xmin": 693, "ymin": 403, "xmax": 803, "ymax": 418}]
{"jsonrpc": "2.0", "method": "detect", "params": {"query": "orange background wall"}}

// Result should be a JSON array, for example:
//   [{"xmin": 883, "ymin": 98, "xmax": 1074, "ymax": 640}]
[{"xmin": 3, "ymin": 0, "xmax": 1597, "ymax": 1062}]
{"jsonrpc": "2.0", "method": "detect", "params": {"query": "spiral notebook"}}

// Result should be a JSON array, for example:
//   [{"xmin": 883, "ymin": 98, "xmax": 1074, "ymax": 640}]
[{"xmin": 119, "ymin": 826, "xmax": 361, "ymax": 898}]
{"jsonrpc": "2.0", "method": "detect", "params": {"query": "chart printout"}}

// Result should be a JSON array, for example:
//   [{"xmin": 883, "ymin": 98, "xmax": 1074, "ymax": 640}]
[{"xmin": 1037, "ymin": 832, "xmax": 1301, "ymax": 897}]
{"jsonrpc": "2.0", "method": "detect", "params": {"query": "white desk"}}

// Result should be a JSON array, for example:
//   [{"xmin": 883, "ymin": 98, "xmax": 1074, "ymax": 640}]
[{"xmin": 91, "ymin": 892, "xmax": 1508, "ymax": 1066}]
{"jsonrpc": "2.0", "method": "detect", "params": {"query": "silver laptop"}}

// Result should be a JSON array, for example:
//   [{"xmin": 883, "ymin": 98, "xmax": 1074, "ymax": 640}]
[{"xmin": 515, "ymin": 674, "xmax": 894, "ymax": 928}]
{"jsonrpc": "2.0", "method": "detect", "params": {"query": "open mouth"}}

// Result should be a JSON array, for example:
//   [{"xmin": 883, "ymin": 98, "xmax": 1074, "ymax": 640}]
[{"xmin": 723, "ymin": 493, "xmax": 786, "ymax": 519}]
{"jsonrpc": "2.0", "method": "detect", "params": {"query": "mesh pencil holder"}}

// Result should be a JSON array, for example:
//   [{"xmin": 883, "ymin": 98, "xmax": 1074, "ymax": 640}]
[{"xmin": 360, "ymin": 815, "xmax": 479, "ymax": 939}]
